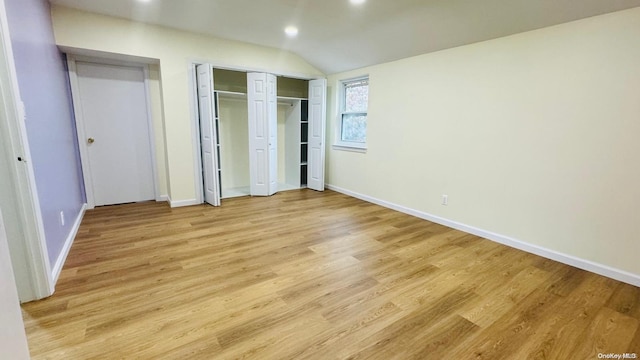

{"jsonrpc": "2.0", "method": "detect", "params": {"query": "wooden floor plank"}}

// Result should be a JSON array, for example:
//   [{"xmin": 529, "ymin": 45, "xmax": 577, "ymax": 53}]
[
  {"xmin": 569, "ymin": 307, "xmax": 639, "ymax": 359},
  {"xmin": 21, "ymin": 189, "xmax": 640, "ymax": 359}
]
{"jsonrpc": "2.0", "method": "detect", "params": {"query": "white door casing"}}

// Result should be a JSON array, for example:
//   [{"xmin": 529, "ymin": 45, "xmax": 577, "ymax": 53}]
[
  {"xmin": 0, "ymin": 210, "xmax": 30, "ymax": 358},
  {"xmin": 247, "ymin": 72, "xmax": 277, "ymax": 196},
  {"xmin": 196, "ymin": 64, "xmax": 221, "ymax": 206},
  {"xmin": 0, "ymin": 0, "xmax": 53, "ymax": 301},
  {"xmin": 73, "ymin": 61, "xmax": 155, "ymax": 207},
  {"xmin": 307, "ymin": 79, "xmax": 327, "ymax": 191}
]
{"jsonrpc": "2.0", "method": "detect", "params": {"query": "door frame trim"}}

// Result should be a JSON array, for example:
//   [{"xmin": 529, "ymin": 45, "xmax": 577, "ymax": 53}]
[
  {"xmin": 67, "ymin": 55, "xmax": 160, "ymax": 209},
  {"xmin": 0, "ymin": 1, "xmax": 53, "ymax": 301},
  {"xmin": 188, "ymin": 63, "xmax": 204, "ymax": 205}
]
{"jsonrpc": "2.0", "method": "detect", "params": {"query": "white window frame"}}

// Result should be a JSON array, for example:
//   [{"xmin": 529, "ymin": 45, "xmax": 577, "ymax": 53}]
[{"xmin": 333, "ymin": 75, "xmax": 368, "ymax": 152}]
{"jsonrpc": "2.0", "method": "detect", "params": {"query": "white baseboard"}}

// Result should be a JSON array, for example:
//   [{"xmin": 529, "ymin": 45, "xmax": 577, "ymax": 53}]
[
  {"xmin": 51, "ymin": 203, "xmax": 87, "ymax": 284},
  {"xmin": 326, "ymin": 184, "xmax": 640, "ymax": 287},
  {"xmin": 168, "ymin": 197, "xmax": 200, "ymax": 208},
  {"xmin": 157, "ymin": 195, "xmax": 169, "ymax": 202}
]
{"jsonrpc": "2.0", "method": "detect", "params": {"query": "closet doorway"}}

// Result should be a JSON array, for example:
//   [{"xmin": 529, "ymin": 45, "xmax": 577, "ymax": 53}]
[{"xmin": 193, "ymin": 64, "xmax": 326, "ymax": 207}]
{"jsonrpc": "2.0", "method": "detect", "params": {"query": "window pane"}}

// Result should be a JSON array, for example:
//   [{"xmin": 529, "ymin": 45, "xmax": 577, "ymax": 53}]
[
  {"xmin": 341, "ymin": 114, "xmax": 367, "ymax": 143},
  {"xmin": 344, "ymin": 80, "xmax": 368, "ymax": 112}
]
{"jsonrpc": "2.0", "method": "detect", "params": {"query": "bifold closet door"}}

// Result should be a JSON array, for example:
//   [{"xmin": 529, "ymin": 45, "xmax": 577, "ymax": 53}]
[
  {"xmin": 196, "ymin": 64, "xmax": 221, "ymax": 206},
  {"xmin": 247, "ymin": 72, "xmax": 277, "ymax": 196},
  {"xmin": 307, "ymin": 78, "xmax": 327, "ymax": 191}
]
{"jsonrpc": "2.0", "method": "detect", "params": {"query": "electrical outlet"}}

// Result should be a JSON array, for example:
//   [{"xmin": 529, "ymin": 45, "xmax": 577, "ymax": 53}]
[
  {"xmin": 60, "ymin": 211, "xmax": 65, "ymax": 226},
  {"xmin": 442, "ymin": 194, "xmax": 448, "ymax": 206}
]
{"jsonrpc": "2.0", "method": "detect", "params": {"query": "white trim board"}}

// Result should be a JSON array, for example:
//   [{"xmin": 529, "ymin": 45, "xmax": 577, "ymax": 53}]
[
  {"xmin": 187, "ymin": 62, "xmax": 204, "ymax": 206},
  {"xmin": 326, "ymin": 184, "xmax": 640, "ymax": 288},
  {"xmin": 186, "ymin": 57, "xmax": 323, "ymax": 80},
  {"xmin": 51, "ymin": 203, "xmax": 87, "ymax": 284},
  {"xmin": 168, "ymin": 197, "xmax": 200, "ymax": 208}
]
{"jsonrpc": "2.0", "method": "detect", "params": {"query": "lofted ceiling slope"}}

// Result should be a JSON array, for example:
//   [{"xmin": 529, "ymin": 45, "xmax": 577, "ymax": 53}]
[{"xmin": 48, "ymin": 0, "xmax": 640, "ymax": 74}]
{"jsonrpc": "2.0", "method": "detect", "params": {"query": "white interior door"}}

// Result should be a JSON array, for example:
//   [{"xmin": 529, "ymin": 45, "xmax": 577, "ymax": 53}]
[
  {"xmin": 196, "ymin": 64, "xmax": 221, "ymax": 206},
  {"xmin": 76, "ymin": 62, "xmax": 155, "ymax": 206},
  {"xmin": 307, "ymin": 78, "xmax": 327, "ymax": 191},
  {"xmin": 247, "ymin": 72, "xmax": 277, "ymax": 196},
  {"xmin": 266, "ymin": 74, "xmax": 278, "ymax": 195}
]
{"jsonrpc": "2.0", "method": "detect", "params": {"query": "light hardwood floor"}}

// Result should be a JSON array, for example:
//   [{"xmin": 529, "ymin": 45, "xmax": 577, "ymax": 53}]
[{"xmin": 22, "ymin": 189, "xmax": 640, "ymax": 359}]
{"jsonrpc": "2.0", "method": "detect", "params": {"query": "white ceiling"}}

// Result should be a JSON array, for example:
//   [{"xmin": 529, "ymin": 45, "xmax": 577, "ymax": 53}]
[{"xmin": 48, "ymin": 0, "xmax": 640, "ymax": 74}]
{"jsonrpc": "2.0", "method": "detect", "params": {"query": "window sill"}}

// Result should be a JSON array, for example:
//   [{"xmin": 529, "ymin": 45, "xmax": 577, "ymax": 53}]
[{"xmin": 332, "ymin": 144, "xmax": 367, "ymax": 153}]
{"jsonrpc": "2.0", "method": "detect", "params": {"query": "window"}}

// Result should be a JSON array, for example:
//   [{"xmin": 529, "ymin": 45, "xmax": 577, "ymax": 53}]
[{"xmin": 336, "ymin": 76, "xmax": 368, "ymax": 149}]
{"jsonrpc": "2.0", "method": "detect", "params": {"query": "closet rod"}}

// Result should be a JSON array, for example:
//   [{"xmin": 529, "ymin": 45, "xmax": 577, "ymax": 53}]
[{"xmin": 215, "ymin": 90, "xmax": 246, "ymax": 99}]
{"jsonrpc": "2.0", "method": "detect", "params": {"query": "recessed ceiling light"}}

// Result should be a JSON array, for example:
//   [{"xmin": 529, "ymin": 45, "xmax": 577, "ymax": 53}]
[
  {"xmin": 137, "ymin": 0, "xmax": 152, "ymax": 3},
  {"xmin": 350, "ymin": 0, "xmax": 366, "ymax": 5},
  {"xmin": 284, "ymin": 26, "xmax": 299, "ymax": 38}
]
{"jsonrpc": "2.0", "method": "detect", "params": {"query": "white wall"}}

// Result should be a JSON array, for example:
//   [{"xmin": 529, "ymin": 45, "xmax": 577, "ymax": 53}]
[
  {"xmin": 326, "ymin": 7, "xmax": 640, "ymax": 282},
  {"xmin": 51, "ymin": 6, "xmax": 323, "ymax": 204},
  {"xmin": 0, "ymin": 210, "xmax": 31, "ymax": 360},
  {"xmin": 147, "ymin": 64, "xmax": 168, "ymax": 198}
]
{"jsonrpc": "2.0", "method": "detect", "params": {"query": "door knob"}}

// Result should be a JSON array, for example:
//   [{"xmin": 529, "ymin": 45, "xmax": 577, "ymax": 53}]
[{"xmin": 87, "ymin": 137, "xmax": 95, "ymax": 144}]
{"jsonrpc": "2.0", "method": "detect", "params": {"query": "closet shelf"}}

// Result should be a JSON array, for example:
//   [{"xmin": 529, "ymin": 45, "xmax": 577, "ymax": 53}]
[
  {"xmin": 277, "ymin": 96, "xmax": 308, "ymax": 106},
  {"xmin": 216, "ymin": 90, "xmax": 247, "ymax": 99}
]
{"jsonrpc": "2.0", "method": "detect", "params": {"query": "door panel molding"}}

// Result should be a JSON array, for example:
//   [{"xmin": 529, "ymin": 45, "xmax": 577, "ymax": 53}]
[
  {"xmin": 267, "ymin": 74, "xmax": 278, "ymax": 195},
  {"xmin": 247, "ymin": 72, "xmax": 278, "ymax": 196},
  {"xmin": 195, "ymin": 63, "xmax": 221, "ymax": 206},
  {"xmin": 307, "ymin": 78, "xmax": 327, "ymax": 191}
]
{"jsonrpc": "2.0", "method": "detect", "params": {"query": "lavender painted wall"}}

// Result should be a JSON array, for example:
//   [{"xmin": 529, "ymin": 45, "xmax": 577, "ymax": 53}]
[{"xmin": 4, "ymin": 0, "xmax": 84, "ymax": 266}]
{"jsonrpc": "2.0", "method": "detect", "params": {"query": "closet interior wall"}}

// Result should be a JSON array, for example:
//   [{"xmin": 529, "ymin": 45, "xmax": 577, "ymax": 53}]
[
  {"xmin": 277, "ymin": 76, "xmax": 309, "ymax": 191},
  {"xmin": 213, "ymin": 69, "xmax": 249, "ymax": 199}
]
